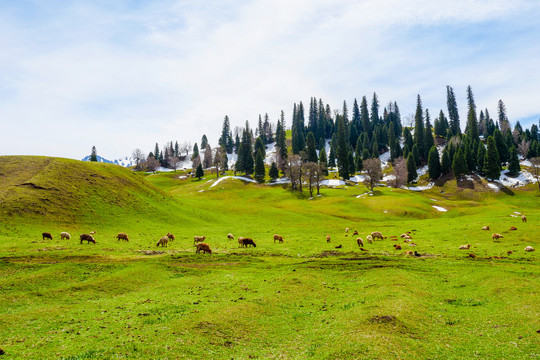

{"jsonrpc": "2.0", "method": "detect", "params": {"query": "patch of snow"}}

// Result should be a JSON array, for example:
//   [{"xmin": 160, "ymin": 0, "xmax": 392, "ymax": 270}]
[
  {"xmin": 514, "ymin": 211, "xmax": 521, "ymax": 214},
  {"xmin": 156, "ymin": 167, "xmax": 175, "ymax": 172},
  {"xmin": 321, "ymin": 179, "xmax": 346, "ymax": 186},
  {"xmin": 430, "ymin": 198, "xmax": 438, "ymax": 202},
  {"xmin": 268, "ymin": 177, "xmax": 290, "ymax": 185},
  {"xmin": 416, "ymin": 165, "xmax": 429, "ymax": 177},
  {"xmin": 264, "ymin": 142, "xmax": 277, "ymax": 166},
  {"xmin": 384, "ymin": 210, "xmax": 388, "ymax": 213},
  {"xmin": 495, "ymin": 170, "xmax": 537, "ymax": 187},
  {"xmin": 349, "ymin": 175, "xmax": 366, "ymax": 183},
  {"xmin": 520, "ymin": 159, "xmax": 532, "ymax": 167},
  {"xmin": 407, "ymin": 183, "xmax": 434, "ymax": 191},
  {"xmin": 510, "ymin": 214, "xmax": 518, "ymax": 217},
  {"xmin": 198, "ymin": 190, "xmax": 204, "ymax": 192},
  {"xmin": 382, "ymin": 174, "xmax": 396, "ymax": 182},
  {"xmin": 210, "ymin": 176, "xmax": 257, "ymax": 188},
  {"xmin": 379, "ymin": 151, "xmax": 391, "ymax": 169},
  {"xmin": 487, "ymin": 183, "xmax": 500, "ymax": 192},
  {"xmin": 432, "ymin": 205, "xmax": 447, "ymax": 212}
]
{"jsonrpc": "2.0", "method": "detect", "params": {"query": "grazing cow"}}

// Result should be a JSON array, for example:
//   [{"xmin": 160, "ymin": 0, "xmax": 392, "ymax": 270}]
[
  {"xmin": 80, "ymin": 234, "xmax": 96, "ymax": 244},
  {"xmin": 195, "ymin": 243, "xmax": 212, "ymax": 254},
  {"xmin": 166, "ymin": 233, "xmax": 175, "ymax": 241},
  {"xmin": 459, "ymin": 244, "xmax": 471, "ymax": 250},
  {"xmin": 404, "ymin": 251, "xmax": 414, "ymax": 256},
  {"xmin": 509, "ymin": 226, "xmax": 517, "ymax": 231},
  {"xmin": 359, "ymin": 247, "xmax": 368, "ymax": 251},
  {"xmin": 401, "ymin": 233, "xmax": 413, "ymax": 240},
  {"xmin": 366, "ymin": 235, "xmax": 373, "ymax": 244},
  {"xmin": 194, "ymin": 235, "xmax": 206, "ymax": 244},
  {"xmin": 89, "ymin": 231, "xmax": 96, "ymax": 234},
  {"xmin": 345, "ymin": 228, "xmax": 349, "ymax": 233},
  {"xmin": 468, "ymin": 253, "xmax": 477, "ymax": 259},
  {"xmin": 409, "ymin": 242, "xmax": 417, "ymax": 247},
  {"xmin": 353, "ymin": 230, "xmax": 359, "ymax": 236},
  {"xmin": 507, "ymin": 250, "xmax": 513, "ymax": 255},
  {"xmin": 492, "ymin": 233, "xmax": 504, "ymax": 240},
  {"xmin": 335, "ymin": 244, "xmax": 342, "ymax": 249},
  {"xmin": 116, "ymin": 233, "xmax": 129, "ymax": 241},
  {"xmin": 521, "ymin": 215, "xmax": 527, "ymax": 223},
  {"xmin": 157, "ymin": 236, "xmax": 169, "ymax": 247},
  {"xmin": 481, "ymin": 226, "xmax": 490, "ymax": 231},
  {"xmin": 273, "ymin": 234, "xmax": 284, "ymax": 243},
  {"xmin": 42, "ymin": 232, "xmax": 53, "ymax": 240},
  {"xmin": 326, "ymin": 235, "xmax": 331, "ymax": 243},
  {"xmin": 227, "ymin": 233, "xmax": 234, "ymax": 240},
  {"xmin": 238, "ymin": 237, "xmax": 256, "ymax": 247},
  {"xmin": 524, "ymin": 246, "xmax": 535, "ymax": 252},
  {"xmin": 394, "ymin": 244, "xmax": 402, "ymax": 250},
  {"xmin": 357, "ymin": 237, "xmax": 364, "ymax": 247},
  {"xmin": 371, "ymin": 231, "xmax": 384, "ymax": 240},
  {"xmin": 60, "ymin": 232, "xmax": 70, "ymax": 240}
]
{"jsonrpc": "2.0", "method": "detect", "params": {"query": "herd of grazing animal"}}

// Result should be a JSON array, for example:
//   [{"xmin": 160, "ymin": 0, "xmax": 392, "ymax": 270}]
[{"xmin": 38, "ymin": 214, "xmax": 534, "ymax": 255}]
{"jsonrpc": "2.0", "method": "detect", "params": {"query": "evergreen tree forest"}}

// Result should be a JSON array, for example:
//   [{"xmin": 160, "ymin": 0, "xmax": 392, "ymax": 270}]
[{"xmin": 135, "ymin": 86, "xmax": 540, "ymax": 187}]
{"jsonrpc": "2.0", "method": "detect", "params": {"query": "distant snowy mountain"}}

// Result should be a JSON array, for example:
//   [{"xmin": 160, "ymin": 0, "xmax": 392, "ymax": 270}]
[{"xmin": 81, "ymin": 155, "xmax": 134, "ymax": 167}]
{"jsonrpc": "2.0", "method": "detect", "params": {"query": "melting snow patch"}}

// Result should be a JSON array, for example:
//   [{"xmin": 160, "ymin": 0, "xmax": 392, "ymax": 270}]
[
  {"xmin": 430, "ymin": 199, "xmax": 438, "ymax": 202},
  {"xmin": 349, "ymin": 175, "xmax": 366, "ymax": 183},
  {"xmin": 416, "ymin": 165, "xmax": 429, "ymax": 177},
  {"xmin": 321, "ymin": 179, "xmax": 346, "ymax": 186},
  {"xmin": 380, "ymin": 151, "xmax": 391, "ymax": 169},
  {"xmin": 510, "ymin": 214, "xmax": 518, "ymax": 217},
  {"xmin": 408, "ymin": 183, "xmax": 434, "ymax": 191},
  {"xmin": 514, "ymin": 211, "xmax": 521, "ymax": 214},
  {"xmin": 487, "ymin": 183, "xmax": 500, "ymax": 192},
  {"xmin": 210, "ymin": 176, "xmax": 257, "ymax": 188},
  {"xmin": 268, "ymin": 177, "xmax": 291, "ymax": 185},
  {"xmin": 496, "ymin": 170, "xmax": 536, "ymax": 187},
  {"xmin": 432, "ymin": 205, "xmax": 447, "ymax": 212}
]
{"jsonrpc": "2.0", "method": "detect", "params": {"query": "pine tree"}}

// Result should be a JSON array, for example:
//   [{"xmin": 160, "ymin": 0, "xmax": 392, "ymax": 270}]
[
  {"xmin": 413, "ymin": 95, "xmax": 425, "ymax": 160},
  {"xmin": 493, "ymin": 129, "xmax": 509, "ymax": 164},
  {"xmin": 306, "ymin": 131, "xmax": 318, "ymax": 162},
  {"xmin": 254, "ymin": 150, "xmax": 266, "ymax": 183},
  {"xmin": 348, "ymin": 150, "xmax": 355, "ymax": 175},
  {"xmin": 219, "ymin": 116, "xmax": 233, "ymax": 154},
  {"xmin": 424, "ymin": 110, "xmax": 434, "ymax": 159},
  {"xmin": 446, "ymin": 85, "xmax": 460, "ymax": 135},
  {"xmin": 90, "ymin": 146, "xmax": 97, "ymax": 162},
  {"xmin": 201, "ymin": 134, "xmax": 208, "ymax": 149},
  {"xmin": 195, "ymin": 163, "xmax": 204, "ymax": 179},
  {"xmin": 254, "ymin": 137, "xmax": 266, "ymax": 159},
  {"xmin": 372, "ymin": 139, "xmax": 380, "ymax": 158},
  {"xmin": 464, "ymin": 139, "xmax": 475, "ymax": 172},
  {"xmin": 498, "ymin": 100, "xmax": 511, "ymax": 135},
  {"xmin": 370, "ymin": 93, "xmax": 379, "ymax": 128},
  {"xmin": 319, "ymin": 148, "xmax": 328, "ymax": 175},
  {"xmin": 352, "ymin": 98, "xmax": 362, "ymax": 133},
  {"xmin": 441, "ymin": 148, "xmax": 451, "ymax": 174},
  {"xmin": 154, "ymin": 143, "xmax": 160, "ymax": 160},
  {"xmin": 389, "ymin": 122, "xmax": 396, "ymax": 161},
  {"xmin": 407, "ymin": 153, "xmax": 417, "ymax": 183},
  {"xmin": 476, "ymin": 141, "xmax": 486, "ymax": 173},
  {"xmin": 403, "ymin": 127, "xmax": 413, "ymax": 153},
  {"xmin": 269, "ymin": 161, "xmax": 279, "ymax": 181},
  {"xmin": 336, "ymin": 115, "xmax": 349, "ymax": 179},
  {"xmin": 484, "ymin": 136, "xmax": 500, "ymax": 180},
  {"xmin": 191, "ymin": 143, "xmax": 199, "ymax": 160},
  {"xmin": 237, "ymin": 122, "xmax": 254, "ymax": 175},
  {"xmin": 428, "ymin": 146, "xmax": 441, "ymax": 179},
  {"xmin": 412, "ymin": 144, "xmax": 420, "ymax": 166},
  {"xmin": 465, "ymin": 85, "xmax": 479, "ymax": 141},
  {"xmin": 360, "ymin": 96, "xmax": 370, "ymax": 139},
  {"xmin": 452, "ymin": 148, "xmax": 468, "ymax": 179},
  {"xmin": 508, "ymin": 146, "xmax": 521, "ymax": 176},
  {"xmin": 234, "ymin": 134, "xmax": 240, "ymax": 154},
  {"xmin": 328, "ymin": 145, "xmax": 336, "ymax": 168}
]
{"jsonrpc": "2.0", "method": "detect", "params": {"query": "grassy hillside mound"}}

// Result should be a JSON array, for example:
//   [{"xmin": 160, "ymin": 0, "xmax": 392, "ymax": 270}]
[{"xmin": 0, "ymin": 156, "xmax": 190, "ymax": 228}]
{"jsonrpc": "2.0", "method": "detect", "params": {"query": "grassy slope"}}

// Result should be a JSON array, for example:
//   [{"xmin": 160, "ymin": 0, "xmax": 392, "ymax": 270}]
[{"xmin": 0, "ymin": 156, "xmax": 539, "ymax": 359}]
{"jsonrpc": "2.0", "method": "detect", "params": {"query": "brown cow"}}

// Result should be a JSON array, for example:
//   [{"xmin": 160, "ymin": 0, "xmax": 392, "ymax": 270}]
[
  {"xmin": 238, "ymin": 237, "xmax": 256, "ymax": 247},
  {"xmin": 509, "ymin": 226, "xmax": 517, "ymax": 231},
  {"xmin": 357, "ymin": 237, "xmax": 364, "ymax": 247},
  {"xmin": 371, "ymin": 231, "xmax": 384, "ymax": 240},
  {"xmin": 459, "ymin": 244, "xmax": 471, "ymax": 250},
  {"xmin": 116, "ymin": 233, "xmax": 129, "ymax": 241},
  {"xmin": 80, "ymin": 234, "xmax": 96, "ymax": 244},
  {"xmin": 273, "ymin": 234, "xmax": 284, "ymax": 243},
  {"xmin": 326, "ymin": 235, "xmax": 331, "ymax": 243},
  {"xmin": 492, "ymin": 233, "xmax": 504, "ymax": 240},
  {"xmin": 394, "ymin": 244, "xmax": 402, "ymax": 250},
  {"xmin": 194, "ymin": 235, "xmax": 206, "ymax": 244},
  {"xmin": 352, "ymin": 230, "xmax": 359, "ymax": 236},
  {"xmin": 157, "ymin": 236, "xmax": 169, "ymax": 247},
  {"xmin": 481, "ymin": 226, "xmax": 490, "ymax": 231},
  {"xmin": 195, "ymin": 243, "xmax": 212, "ymax": 254},
  {"xmin": 166, "ymin": 233, "xmax": 175, "ymax": 241},
  {"xmin": 60, "ymin": 232, "xmax": 71, "ymax": 240},
  {"xmin": 42, "ymin": 232, "xmax": 53, "ymax": 240},
  {"xmin": 227, "ymin": 233, "xmax": 234, "ymax": 240},
  {"xmin": 521, "ymin": 215, "xmax": 527, "ymax": 222}
]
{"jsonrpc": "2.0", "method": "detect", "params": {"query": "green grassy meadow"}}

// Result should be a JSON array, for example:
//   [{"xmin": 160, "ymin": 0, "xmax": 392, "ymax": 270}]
[{"xmin": 0, "ymin": 156, "xmax": 538, "ymax": 359}]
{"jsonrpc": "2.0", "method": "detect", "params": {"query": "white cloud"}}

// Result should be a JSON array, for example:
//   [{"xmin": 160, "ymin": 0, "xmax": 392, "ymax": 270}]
[{"xmin": 0, "ymin": 0, "xmax": 539, "ymax": 159}]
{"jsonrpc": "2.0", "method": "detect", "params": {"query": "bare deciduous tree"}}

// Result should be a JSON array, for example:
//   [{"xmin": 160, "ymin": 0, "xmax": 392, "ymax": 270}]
[
  {"xmin": 132, "ymin": 148, "xmax": 145, "ymax": 170},
  {"xmin": 192, "ymin": 155, "xmax": 201, "ymax": 171},
  {"xmin": 180, "ymin": 141, "xmax": 191, "ymax": 157},
  {"xmin": 203, "ymin": 144, "xmax": 213, "ymax": 169},
  {"xmin": 145, "ymin": 156, "xmax": 160, "ymax": 173},
  {"xmin": 303, "ymin": 162, "xmax": 325, "ymax": 197},
  {"xmin": 363, "ymin": 158, "xmax": 383, "ymax": 192},
  {"xmin": 391, "ymin": 157, "xmax": 408, "ymax": 188},
  {"xmin": 518, "ymin": 139, "xmax": 530, "ymax": 158},
  {"xmin": 531, "ymin": 157, "xmax": 540, "ymax": 191},
  {"xmin": 170, "ymin": 157, "xmax": 182, "ymax": 172},
  {"xmin": 286, "ymin": 155, "xmax": 302, "ymax": 193},
  {"xmin": 213, "ymin": 147, "xmax": 225, "ymax": 178}
]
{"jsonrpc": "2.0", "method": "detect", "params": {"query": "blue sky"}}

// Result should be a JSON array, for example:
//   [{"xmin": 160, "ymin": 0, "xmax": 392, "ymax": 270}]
[{"xmin": 1, "ymin": 0, "xmax": 539, "ymax": 160}]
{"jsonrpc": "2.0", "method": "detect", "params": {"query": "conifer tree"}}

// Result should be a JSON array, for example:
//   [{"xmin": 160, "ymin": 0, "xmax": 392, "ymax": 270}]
[
  {"xmin": 428, "ymin": 146, "xmax": 441, "ymax": 179},
  {"xmin": 352, "ymin": 98, "xmax": 362, "ymax": 133},
  {"xmin": 219, "ymin": 116, "xmax": 233, "ymax": 154},
  {"xmin": 372, "ymin": 139, "xmax": 380, "ymax": 158},
  {"xmin": 336, "ymin": 115, "xmax": 349, "ymax": 179},
  {"xmin": 195, "ymin": 163, "xmax": 204, "ymax": 179},
  {"xmin": 348, "ymin": 150, "xmax": 355, "ymax": 175},
  {"xmin": 498, "ymin": 100, "xmax": 511, "ymax": 135},
  {"xmin": 493, "ymin": 129, "xmax": 509, "ymax": 164},
  {"xmin": 306, "ymin": 131, "xmax": 318, "ymax": 162},
  {"xmin": 276, "ymin": 115, "xmax": 288, "ymax": 171},
  {"xmin": 413, "ymin": 95, "xmax": 425, "ymax": 160},
  {"xmin": 269, "ymin": 161, "xmax": 279, "ymax": 181},
  {"xmin": 355, "ymin": 137, "xmax": 363, "ymax": 168},
  {"xmin": 328, "ymin": 145, "xmax": 336, "ymax": 168},
  {"xmin": 464, "ymin": 139, "xmax": 475, "ymax": 172},
  {"xmin": 237, "ymin": 122, "xmax": 254, "ymax": 175},
  {"xmin": 412, "ymin": 144, "xmax": 420, "ymax": 166},
  {"xmin": 191, "ymin": 143, "xmax": 199, "ymax": 160},
  {"xmin": 254, "ymin": 137, "xmax": 266, "ymax": 159},
  {"xmin": 201, "ymin": 134, "xmax": 208, "ymax": 149},
  {"xmin": 154, "ymin": 143, "xmax": 160, "ymax": 161},
  {"xmin": 403, "ymin": 127, "xmax": 414, "ymax": 153},
  {"xmin": 389, "ymin": 122, "xmax": 397, "ymax": 161},
  {"xmin": 508, "ymin": 146, "xmax": 521, "ymax": 176},
  {"xmin": 441, "ymin": 148, "xmax": 451, "ymax": 174},
  {"xmin": 371, "ymin": 93, "xmax": 379, "ymax": 128},
  {"xmin": 424, "ymin": 110, "xmax": 434, "ymax": 159},
  {"xmin": 319, "ymin": 148, "xmax": 329, "ymax": 175},
  {"xmin": 484, "ymin": 136, "xmax": 500, "ymax": 180},
  {"xmin": 360, "ymin": 96, "xmax": 370, "ymax": 139},
  {"xmin": 90, "ymin": 146, "xmax": 98, "ymax": 162},
  {"xmin": 234, "ymin": 134, "xmax": 240, "ymax": 154},
  {"xmin": 407, "ymin": 153, "xmax": 417, "ymax": 183},
  {"xmin": 254, "ymin": 150, "xmax": 266, "ymax": 183},
  {"xmin": 446, "ymin": 85, "xmax": 460, "ymax": 135},
  {"xmin": 476, "ymin": 141, "xmax": 486, "ymax": 172},
  {"xmin": 465, "ymin": 85, "xmax": 479, "ymax": 141},
  {"xmin": 349, "ymin": 124, "xmax": 358, "ymax": 150},
  {"xmin": 452, "ymin": 148, "xmax": 468, "ymax": 179}
]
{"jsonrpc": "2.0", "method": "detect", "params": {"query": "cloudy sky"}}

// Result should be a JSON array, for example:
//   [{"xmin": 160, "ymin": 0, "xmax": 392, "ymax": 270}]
[{"xmin": 1, "ymin": 0, "xmax": 539, "ymax": 160}]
